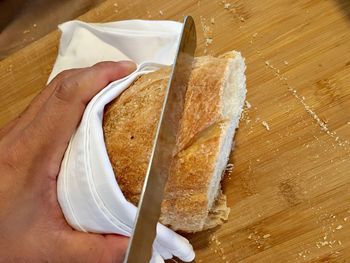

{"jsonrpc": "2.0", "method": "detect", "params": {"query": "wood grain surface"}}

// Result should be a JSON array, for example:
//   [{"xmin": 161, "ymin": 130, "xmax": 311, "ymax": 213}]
[{"xmin": 1, "ymin": 0, "xmax": 350, "ymax": 262}]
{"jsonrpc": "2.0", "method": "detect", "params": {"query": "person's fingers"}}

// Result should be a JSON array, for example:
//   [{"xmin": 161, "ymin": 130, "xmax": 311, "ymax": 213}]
[
  {"xmin": 0, "ymin": 68, "xmax": 91, "ymax": 170},
  {"xmin": 6, "ymin": 68, "xmax": 85, "ymax": 136},
  {"xmin": 25, "ymin": 61, "xmax": 136, "ymax": 163},
  {"xmin": 18, "ymin": 68, "xmax": 85, "ymax": 123},
  {"xmin": 65, "ymin": 231, "xmax": 128, "ymax": 263}
]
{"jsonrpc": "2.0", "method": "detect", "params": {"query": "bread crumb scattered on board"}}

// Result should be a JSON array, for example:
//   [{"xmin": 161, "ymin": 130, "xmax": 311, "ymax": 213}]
[
  {"xmin": 7, "ymin": 64, "xmax": 13, "ymax": 72},
  {"xmin": 225, "ymin": 163, "xmax": 234, "ymax": 172},
  {"xmin": 245, "ymin": 100, "xmax": 251, "ymax": 109},
  {"xmin": 159, "ymin": 10, "xmax": 164, "ymax": 16},
  {"xmin": 260, "ymin": 58, "xmax": 346, "ymax": 146},
  {"xmin": 262, "ymin": 121, "xmax": 270, "ymax": 131},
  {"xmin": 263, "ymin": 234, "xmax": 271, "ymax": 239},
  {"xmin": 224, "ymin": 3, "xmax": 231, "ymax": 9},
  {"xmin": 200, "ymin": 16, "xmax": 214, "ymax": 54},
  {"xmin": 336, "ymin": 225, "xmax": 343, "ymax": 230},
  {"xmin": 205, "ymin": 38, "xmax": 213, "ymax": 46},
  {"xmin": 284, "ymin": 60, "xmax": 289, "ymax": 65},
  {"xmin": 210, "ymin": 17, "xmax": 215, "ymax": 24}
]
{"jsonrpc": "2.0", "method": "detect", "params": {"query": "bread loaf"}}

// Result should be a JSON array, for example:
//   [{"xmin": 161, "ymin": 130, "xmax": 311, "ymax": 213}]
[{"xmin": 103, "ymin": 51, "xmax": 246, "ymax": 232}]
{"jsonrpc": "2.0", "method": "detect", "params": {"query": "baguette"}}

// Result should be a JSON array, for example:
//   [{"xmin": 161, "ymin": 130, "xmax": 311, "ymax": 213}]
[{"xmin": 103, "ymin": 51, "xmax": 246, "ymax": 232}]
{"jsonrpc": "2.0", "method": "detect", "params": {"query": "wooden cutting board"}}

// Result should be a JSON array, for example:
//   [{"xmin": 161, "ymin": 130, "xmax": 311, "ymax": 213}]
[{"xmin": 1, "ymin": 0, "xmax": 350, "ymax": 262}]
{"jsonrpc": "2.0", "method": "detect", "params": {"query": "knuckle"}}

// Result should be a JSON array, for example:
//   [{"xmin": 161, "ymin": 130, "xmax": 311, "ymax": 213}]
[
  {"xmin": 91, "ymin": 61, "xmax": 115, "ymax": 73},
  {"xmin": 93, "ymin": 61, "xmax": 109, "ymax": 68},
  {"xmin": 50, "ymin": 69, "xmax": 71, "ymax": 84},
  {"xmin": 55, "ymin": 78, "xmax": 80, "ymax": 103},
  {"xmin": 88, "ymin": 65, "xmax": 101, "ymax": 77},
  {"xmin": 56, "ymin": 69, "xmax": 74, "ymax": 80}
]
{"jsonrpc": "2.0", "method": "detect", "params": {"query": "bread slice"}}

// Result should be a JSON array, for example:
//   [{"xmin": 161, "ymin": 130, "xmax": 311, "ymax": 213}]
[{"xmin": 103, "ymin": 51, "xmax": 246, "ymax": 232}]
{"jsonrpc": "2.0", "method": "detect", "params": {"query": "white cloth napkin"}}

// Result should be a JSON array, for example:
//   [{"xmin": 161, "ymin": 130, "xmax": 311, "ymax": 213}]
[{"xmin": 50, "ymin": 20, "xmax": 195, "ymax": 262}]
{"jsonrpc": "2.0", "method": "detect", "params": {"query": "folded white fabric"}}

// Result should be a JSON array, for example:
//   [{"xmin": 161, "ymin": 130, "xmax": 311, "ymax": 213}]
[{"xmin": 50, "ymin": 20, "xmax": 195, "ymax": 262}]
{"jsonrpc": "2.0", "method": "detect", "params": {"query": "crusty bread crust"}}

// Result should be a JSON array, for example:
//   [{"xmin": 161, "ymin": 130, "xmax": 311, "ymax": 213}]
[
  {"xmin": 103, "ymin": 51, "xmax": 246, "ymax": 232},
  {"xmin": 104, "ymin": 68, "xmax": 169, "ymax": 205}
]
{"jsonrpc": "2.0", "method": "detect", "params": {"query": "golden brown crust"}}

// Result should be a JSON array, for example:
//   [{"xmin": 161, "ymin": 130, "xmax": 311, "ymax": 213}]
[
  {"xmin": 103, "ymin": 51, "xmax": 245, "ymax": 232},
  {"xmin": 103, "ymin": 67, "xmax": 170, "ymax": 204}
]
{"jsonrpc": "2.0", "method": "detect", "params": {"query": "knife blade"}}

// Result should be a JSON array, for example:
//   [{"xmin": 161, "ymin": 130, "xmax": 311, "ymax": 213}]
[{"xmin": 123, "ymin": 16, "xmax": 197, "ymax": 263}]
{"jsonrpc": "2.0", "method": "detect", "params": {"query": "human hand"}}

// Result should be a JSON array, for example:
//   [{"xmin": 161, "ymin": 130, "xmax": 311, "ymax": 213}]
[{"xmin": 0, "ymin": 61, "xmax": 136, "ymax": 263}]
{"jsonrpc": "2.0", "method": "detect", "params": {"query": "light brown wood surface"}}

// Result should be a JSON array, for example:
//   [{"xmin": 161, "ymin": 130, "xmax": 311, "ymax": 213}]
[{"xmin": 1, "ymin": 0, "xmax": 350, "ymax": 262}]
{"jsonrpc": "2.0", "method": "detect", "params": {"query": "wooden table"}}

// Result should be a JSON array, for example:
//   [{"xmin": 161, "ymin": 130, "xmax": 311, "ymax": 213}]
[{"xmin": 1, "ymin": 0, "xmax": 350, "ymax": 262}]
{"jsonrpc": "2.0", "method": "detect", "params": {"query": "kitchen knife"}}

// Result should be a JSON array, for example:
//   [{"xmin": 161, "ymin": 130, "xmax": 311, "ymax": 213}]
[{"xmin": 124, "ymin": 15, "xmax": 197, "ymax": 263}]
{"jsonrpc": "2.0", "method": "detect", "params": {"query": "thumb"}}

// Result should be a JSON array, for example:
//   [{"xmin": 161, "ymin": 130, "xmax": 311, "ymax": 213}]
[{"xmin": 24, "ymin": 61, "xmax": 136, "ymax": 166}]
